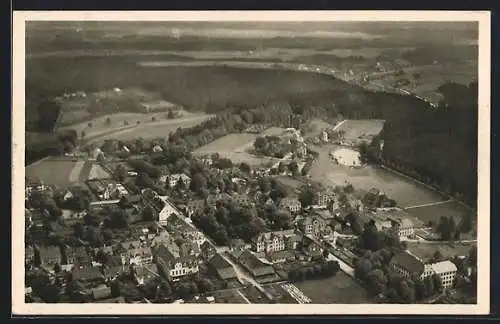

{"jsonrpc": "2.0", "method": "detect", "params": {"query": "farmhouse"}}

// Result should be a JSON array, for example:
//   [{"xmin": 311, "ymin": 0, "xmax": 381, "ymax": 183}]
[
  {"xmin": 142, "ymin": 190, "xmax": 178, "ymax": 225},
  {"xmin": 298, "ymin": 214, "xmax": 331, "ymax": 238},
  {"xmin": 371, "ymin": 208, "xmax": 415, "ymax": 239}
]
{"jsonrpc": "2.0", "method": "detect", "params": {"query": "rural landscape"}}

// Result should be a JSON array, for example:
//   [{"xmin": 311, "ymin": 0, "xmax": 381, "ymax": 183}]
[{"xmin": 23, "ymin": 20, "xmax": 478, "ymax": 307}]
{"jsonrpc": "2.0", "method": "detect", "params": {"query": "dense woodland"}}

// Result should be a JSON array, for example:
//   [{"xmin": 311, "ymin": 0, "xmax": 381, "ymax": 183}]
[{"xmin": 25, "ymin": 60, "xmax": 477, "ymax": 207}]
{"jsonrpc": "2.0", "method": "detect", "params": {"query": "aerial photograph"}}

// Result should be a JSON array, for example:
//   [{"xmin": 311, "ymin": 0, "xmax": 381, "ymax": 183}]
[{"xmin": 23, "ymin": 19, "xmax": 478, "ymax": 306}]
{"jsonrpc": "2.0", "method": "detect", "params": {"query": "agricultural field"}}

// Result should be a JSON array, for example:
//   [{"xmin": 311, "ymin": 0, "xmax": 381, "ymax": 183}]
[
  {"xmin": 406, "ymin": 241, "xmax": 476, "ymax": 262},
  {"xmin": 309, "ymin": 144, "xmax": 447, "ymax": 208},
  {"xmin": 294, "ymin": 272, "xmax": 369, "ymax": 304},
  {"xmin": 335, "ymin": 119, "xmax": 386, "ymax": 143},
  {"xmin": 86, "ymin": 113, "xmax": 214, "ymax": 145},
  {"xmin": 25, "ymin": 157, "xmax": 111, "ymax": 188}
]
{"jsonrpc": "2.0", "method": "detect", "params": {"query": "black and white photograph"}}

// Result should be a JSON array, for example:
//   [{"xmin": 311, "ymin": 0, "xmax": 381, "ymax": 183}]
[{"xmin": 12, "ymin": 11, "xmax": 490, "ymax": 315}]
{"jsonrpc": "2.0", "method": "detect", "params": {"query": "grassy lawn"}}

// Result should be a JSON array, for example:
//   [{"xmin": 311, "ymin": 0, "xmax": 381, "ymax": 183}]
[
  {"xmin": 294, "ymin": 272, "xmax": 369, "ymax": 304},
  {"xmin": 336, "ymin": 119, "xmax": 385, "ymax": 142},
  {"xmin": 26, "ymin": 157, "xmax": 82, "ymax": 187}
]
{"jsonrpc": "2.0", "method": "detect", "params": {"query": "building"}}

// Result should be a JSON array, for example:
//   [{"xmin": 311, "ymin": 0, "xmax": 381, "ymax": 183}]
[
  {"xmin": 265, "ymin": 250, "xmax": 296, "ymax": 264},
  {"xmin": 230, "ymin": 239, "xmax": 246, "ymax": 252},
  {"xmin": 389, "ymin": 252, "xmax": 456, "ymax": 289},
  {"xmin": 143, "ymin": 191, "xmax": 178, "ymax": 225},
  {"xmin": 133, "ymin": 264, "xmax": 160, "ymax": 286},
  {"xmin": 164, "ymin": 173, "xmax": 191, "ymax": 189},
  {"xmin": 71, "ymin": 265, "xmax": 105, "ymax": 285},
  {"xmin": 64, "ymin": 246, "xmax": 91, "ymax": 268},
  {"xmin": 37, "ymin": 245, "xmax": 62, "ymax": 271},
  {"xmin": 122, "ymin": 246, "xmax": 153, "ymax": 266},
  {"xmin": 207, "ymin": 253, "xmax": 238, "ymax": 281},
  {"xmin": 301, "ymin": 236, "xmax": 324, "ymax": 261},
  {"xmin": 236, "ymin": 250, "xmax": 275, "ymax": 279},
  {"xmin": 185, "ymin": 199, "xmax": 205, "ymax": 216},
  {"xmin": 25, "ymin": 177, "xmax": 49, "ymax": 199},
  {"xmin": 90, "ymin": 284, "xmax": 112, "ymax": 301},
  {"xmin": 431, "ymin": 261, "xmax": 458, "ymax": 290},
  {"xmin": 200, "ymin": 241, "xmax": 217, "ymax": 261},
  {"xmin": 371, "ymin": 208, "xmax": 415, "ymax": 239},
  {"xmin": 102, "ymin": 255, "xmax": 126, "ymax": 281},
  {"xmin": 25, "ymin": 246, "xmax": 35, "ymax": 266},
  {"xmin": 298, "ymin": 215, "xmax": 331, "ymax": 238},
  {"xmin": 279, "ymin": 197, "xmax": 302, "ymax": 214},
  {"xmin": 313, "ymin": 191, "xmax": 334, "ymax": 208},
  {"xmin": 251, "ymin": 229, "xmax": 300, "ymax": 253},
  {"xmin": 155, "ymin": 243, "xmax": 199, "ymax": 281}
]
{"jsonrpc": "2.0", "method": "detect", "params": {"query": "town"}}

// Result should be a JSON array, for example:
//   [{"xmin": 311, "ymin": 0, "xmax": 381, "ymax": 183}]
[{"xmin": 24, "ymin": 120, "xmax": 477, "ymax": 305}]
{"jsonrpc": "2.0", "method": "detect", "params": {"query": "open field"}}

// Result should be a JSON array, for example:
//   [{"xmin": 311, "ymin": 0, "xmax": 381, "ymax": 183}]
[
  {"xmin": 406, "ymin": 241, "xmax": 476, "ymax": 262},
  {"xmin": 26, "ymin": 157, "xmax": 111, "ymax": 188},
  {"xmin": 309, "ymin": 144, "xmax": 447, "ymax": 208},
  {"xmin": 294, "ymin": 272, "xmax": 369, "ymax": 304},
  {"xmin": 405, "ymin": 200, "xmax": 476, "ymax": 226},
  {"xmin": 274, "ymin": 176, "xmax": 304, "ymax": 191},
  {"xmin": 86, "ymin": 113, "xmax": 214, "ymax": 145},
  {"xmin": 193, "ymin": 132, "xmax": 278, "ymax": 167},
  {"xmin": 335, "ymin": 119, "xmax": 386, "ymax": 142}
]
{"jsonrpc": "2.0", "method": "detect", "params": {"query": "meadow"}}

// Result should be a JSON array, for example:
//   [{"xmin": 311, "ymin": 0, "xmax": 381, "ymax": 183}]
[
  {"xmin": 336, "ymin": 119, "xmax": 386, "ymax": 143},
  {"xmin": 294, "ymin": 272, "xmax": 369, "ymax": 304},
  {"xmin": 25, "ymin": 157, "xmax": 111, "ymax": 188},
  {"xmin": 406, "ymin": 200, "xmax": 476, "ymax": 227}
]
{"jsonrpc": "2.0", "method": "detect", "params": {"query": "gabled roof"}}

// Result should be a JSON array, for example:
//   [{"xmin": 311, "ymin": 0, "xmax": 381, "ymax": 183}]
[
  {"xmin": 390, "ymin": 252, "xmax": 425, "ymax": 276},
  {"xmin": 431, "ymin": 260, "xmax": 458, "ymax": 274},
  {"xmin": 208, "ymin": 253, "xmax": 233, "ymax": 270},
  {"xmin": 72, "ymin": 266, "xmax": 104, "ymax": 281}
]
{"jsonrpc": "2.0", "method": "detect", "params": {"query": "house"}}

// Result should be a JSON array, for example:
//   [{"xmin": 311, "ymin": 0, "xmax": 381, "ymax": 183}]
[
  {"xmin": 186, "ymin": 199, "xmax": 205, "ymax": 216},
  {"xmin": 230, "ymin": 239, "xmax": 246, "ymax": 252},
  {"xmin": 164, "ymin": 173, "xmax": 191, "ymax": 188},
  {"xmin": 142, "ymin": 191, "xmax": 178, "ymax": 225},
  {"xmin": 372, "ymin": 208, "xmax": 415, "ymax": 239},
  {"xmin": 103, "ymin": 256, "xmax": 126, "ymax": 281},
  {"xmin": 133, "ymin": 264, "xmax": 160, "ymax": 286},
  {"xmin": 236, "ymin": 250, "xmax": 275, "ymax": 279},
  {"xmin": 298, "ymin": 215, "xmax": 331, "ymax": 238},
  {"xmin": 71, "ymin": 265, "xmax": 105, "ymax": 284},
  {"xmin": 123, "ymin": 246, "xmax": 153, "ymax": 266},
  {"xmin": 207, "ymin": 253, "xmax": 238, "ymax": 281},
  {"xmin": 431, "ymin": 261, "xmax": 458, "ymax": 290},
  {"xmin": 152, "ymin": 145, "xmax": 164, "ymax": 153},
  {"xmin": 312, "ymin": 191, "xmax": 333, "ymax": 208},
  {"xmin": 265, "ymin": 250, "xmax": 296, "ymax": 264},
  {"xmin": 279, "ymin": 197, "xmax": 302, "ymax": 214},
  {"xmin": 200, "ymin": 241, "xmax": 217, "ymax": 261},
  {"xmin": 301, "ymin": 236, "xmax": 323, "ymax": 261},
  {"xmin": 25, "ymin": 246, "xmax": 35, "ymax": 266},
  {"xmin": 90, "ymin": 284, "xmax": 112, "ymax": 301},
  {"xmin": 232, "ymin": 193, "xmax": 252, "ymax": 206},
  {"xmin": 37, "ymin": 245, "xmax": 62, "ymax": 271},
  {"xmin": 251, "ymin": 229, "xmax": 299, "ymax": 253},
  {"xmin": 155, "ymin": 243, "xmax": 199, "ymax": 281},
  {"xmin": 64, "ymin": 246, "xmax": 91, "ymax": 269}
]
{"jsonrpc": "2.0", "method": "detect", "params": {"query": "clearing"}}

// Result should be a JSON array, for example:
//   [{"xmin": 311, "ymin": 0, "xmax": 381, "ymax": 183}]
[
  {"xmin": 26, "ymin": 157, "xmax": 81, "ymax": 188},
  {"xmin": 293, "ymin": 272, "xmax": 369, "ymax": 304},
  {"xmin": 334, "ymin": 119, "xmax": 386, "ymax": 144},
  {"xmin": 26, "ymin": 157, "xmax": 111, "ymax": 188},
  {"xmin": 194, "ymin": 133, "xmax": 279, "ymax": 167},
  {"xmin": 86, "ymin": 113, "xmax": 214, "ymax": 145},
  {"xmin": 406, "ymin": 241, "xmax": 476, "ymax": 262}
]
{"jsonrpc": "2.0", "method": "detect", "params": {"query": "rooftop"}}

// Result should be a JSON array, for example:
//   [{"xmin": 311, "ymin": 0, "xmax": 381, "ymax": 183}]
[
  {"xmin": 390, "ymin": 252, "xmax": 425, "ymax": 275},
  {"xmin": 431, "ymin": 260, "xmax": 458, "ymax": 274}
]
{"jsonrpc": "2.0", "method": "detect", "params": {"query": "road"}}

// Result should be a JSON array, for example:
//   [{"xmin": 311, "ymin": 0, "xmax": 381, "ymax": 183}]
[{"xmin": 405, "ymin": 199, "xmax": 454, "ymax": 210}]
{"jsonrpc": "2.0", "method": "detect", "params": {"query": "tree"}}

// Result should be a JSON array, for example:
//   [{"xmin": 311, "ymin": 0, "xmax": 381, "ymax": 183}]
[
  {"xmin": 142, "ymin": 205, "xmax": 156, "ymax": 222},
  {"xmin": 431, "ymin": 250, "xmax": 444, "ymax": 263},
  {"xmin": 354, "ymin": 259, "xmax": 372, "ymax": 281},
  {"xmin": 73, "ymin": 222, "xmax": 84, "ymax": 239},
  {"xmin": 460, "ymin": 213, "xmax": 474, "ymax": 233},
  {"xmin": 437, "ymin": 216, "xmax": 456, "ymax": 241},
  {"xmin": 298, "ymin": 185, "xmax": 316, "ymax": 208},
  {"xmin": 278, "ymin": 162, "xmax": 286, "ymax": 174},
  {"xmin": 124, "ymin": 120, "xmax": 129, "ymax": 126},
  {"xmin": 152, "ymin": 116, "xmax": 156, "ymax": 122},
  {"xmin": 84, "ymin": 211, "xmax": 101, "ymax": 227},
  {"xmin": 108, "ymin": 210, "xmax": 131, "ymax": 229},
  {"xmin": 190, "ymin": 173, "xmax": 208, "ymax": 195},
  {"xmin": 399, "ymin": 280, "xmax": 416, "ymax": 303},
  {"xmin": 85, "ymin": 226, "xmax": 103, "ymax": 248},
  {"xmin": 105, "ymin": 117, "xmax": 111, "ymax": 126},
  {"xmin": 239, "ymin": 162, "xmax": 251, "ymax": 174},
  {"xmin": 254, "ymin": 136, "xmax": 267, "ymax": 150},
  {"xmin": 288, "ymin": 161, "xmax": 299, "ymax": 176},
  {"xmin": 114, "ymin": 164, "xmax": 128, "ymax": 182},
  {"xmin": 274, "ymin": 210, "xmax": 292, "ymax": 230},
  {"xmin": 386, "ymin": 288, "xmax": 400, "ymax": 303},
  {"xmin": 81, "ymin": 131, "xmax": 86, "ymax": 138},
  {"xmin": 167, "ymin": 109, "xmax": 175, "ymax": 119},
  {"xmin": 88, "ymin": 122, "xmax": 93, "ymax": 128},
  {"xmin": 270, "ymin": 182, "xmax": 289, "ymax": 201}
]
